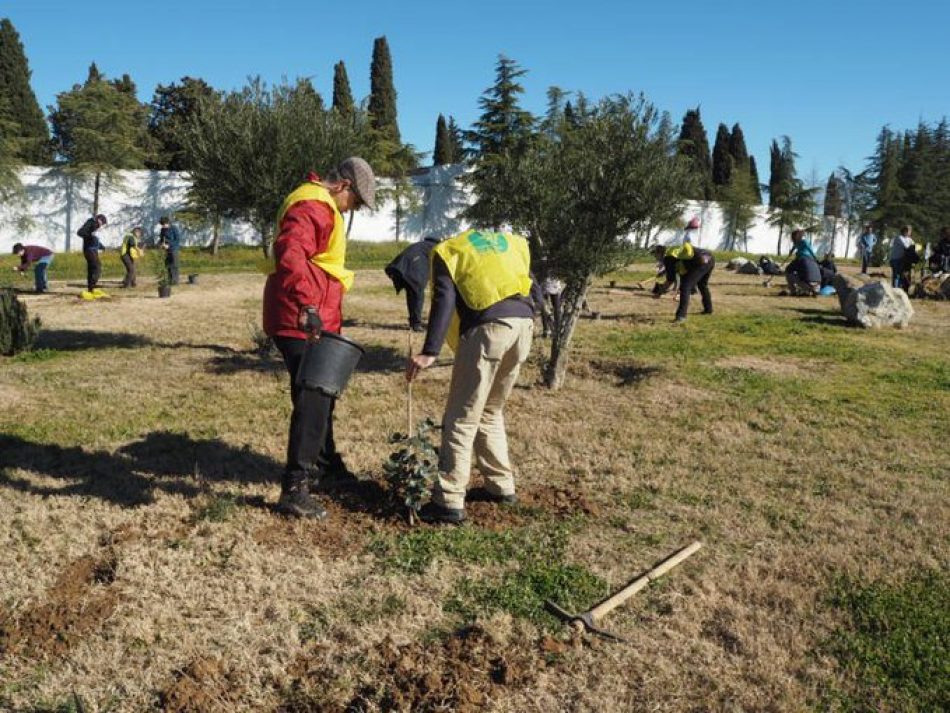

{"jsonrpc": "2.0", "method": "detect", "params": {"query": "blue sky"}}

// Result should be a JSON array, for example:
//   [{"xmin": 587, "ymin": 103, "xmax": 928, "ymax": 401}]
[{"xmin": 6, "ymin": 0, "xmax": 949, "ymax": 186}]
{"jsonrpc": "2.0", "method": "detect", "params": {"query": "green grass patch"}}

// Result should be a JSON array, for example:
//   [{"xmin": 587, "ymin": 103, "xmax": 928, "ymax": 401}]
[
  {"xmin": 367, "ymin": 526, "xmax": 524, "ymax": 575},
  {"xmin": 7, "ymin": 348, "xmax": 63, "ymax": 365},
  {"xmin": 825, "ymin": 570, "xmax": 949, "ymax": 712},
  {"xmin": 190, "ymin": 492, "xmax": 240, "ymax": 523},
  {"xmin": 0, "ymin": 241, "xmax": 404, "ymax": 287},
  {"xmin": 446, "ymin": 560, "xmax": 607, "ymax": 627}
]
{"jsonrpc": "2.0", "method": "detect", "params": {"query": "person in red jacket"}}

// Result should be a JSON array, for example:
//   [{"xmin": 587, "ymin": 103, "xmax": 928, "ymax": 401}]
[{"xmin": 264, "ymin": 157, "xmax": 376, "ymax": 519}]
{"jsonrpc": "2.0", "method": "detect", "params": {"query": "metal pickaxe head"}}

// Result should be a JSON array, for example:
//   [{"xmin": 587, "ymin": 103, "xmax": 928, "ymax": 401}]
[{"xmin": 543, "ymin": 599, "xmax": 626, "ymax": 642}]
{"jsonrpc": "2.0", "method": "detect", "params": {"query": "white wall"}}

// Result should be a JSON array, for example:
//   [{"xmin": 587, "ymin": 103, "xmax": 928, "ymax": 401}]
[{"xmin": 0, "ymin": 164, "xmax": 860, "ymax": 257}]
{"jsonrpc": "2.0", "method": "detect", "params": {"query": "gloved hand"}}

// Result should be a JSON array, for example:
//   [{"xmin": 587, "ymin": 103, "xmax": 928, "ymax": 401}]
[{"xmin": 300, "ymin": 306, "xmax": 322, "ymax": 337}]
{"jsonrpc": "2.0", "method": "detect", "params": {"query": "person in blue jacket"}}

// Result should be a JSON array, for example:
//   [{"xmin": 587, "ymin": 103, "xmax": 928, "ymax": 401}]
[
  {"xmin": 158, "ymin": 216, "xmax": 181, "ymax": 285},
  {"xmin": 855, "ymin": 224, "xmax": 877, "ymax": 274},
  {"xmin": 784, "ymin": 230, "xmax": 821, "ymax": 296}
]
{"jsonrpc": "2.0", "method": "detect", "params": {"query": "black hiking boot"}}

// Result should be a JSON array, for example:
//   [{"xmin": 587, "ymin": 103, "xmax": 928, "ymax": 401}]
[
  {"xmin": 313, "ymin": 454, "xmax": 359, "ymax": 490},
  {"xmin": 419, "ymin": 502, "xmax": 465, "ymax": 525},
  {"xmin": 277, "ymin": 472, "xmax": 327, "ymax": 520}
]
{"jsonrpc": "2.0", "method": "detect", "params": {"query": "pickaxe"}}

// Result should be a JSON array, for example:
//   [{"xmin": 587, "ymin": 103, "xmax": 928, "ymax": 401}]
[{"xmin": 545, "ymin": 541, "xmax": 703, "ymax": 642}]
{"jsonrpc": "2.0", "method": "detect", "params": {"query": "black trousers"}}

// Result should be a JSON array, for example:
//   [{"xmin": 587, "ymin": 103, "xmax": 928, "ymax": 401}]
[
  {"xmin": 121, "ymin": 254, "xmax": 136, "ymax": 287},
  {"xmin": 165, "ymin": 250, "xmax": 180, "ymax": 285},
  {"xmin": 677, "ymin": 257, "xmax": 714, "ymax": 319},
  {"xmin": 274, "ymin": 335, "xmax": 339, "ymax": 480},
  {"xmin": 405, "ymin": 286, "xmax": 425, "ymax": 327},
  {"xmin": 84, "ymin": 249, "xmax": 101, "ymax": 290}
]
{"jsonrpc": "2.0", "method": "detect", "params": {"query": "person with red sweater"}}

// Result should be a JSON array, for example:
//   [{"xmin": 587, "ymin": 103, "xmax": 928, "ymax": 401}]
[
  {"xmin": 12, "ymin": 243, "xmax": 54, "ymax": 293},
  {"xmin": 263, "ymin": 157, "xmax": 376, "ymax": 519}
]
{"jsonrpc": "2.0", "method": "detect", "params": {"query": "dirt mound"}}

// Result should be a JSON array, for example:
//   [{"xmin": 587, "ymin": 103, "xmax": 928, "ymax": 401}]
[
  {"xmin": 159, "ymin": 657, "xmax": 243, "ymax": 713},
  {"xmin": 0, "ymin": 552, "xmax": 119, "ymax": 658},
  {"xmin": 351, "ymin": 626, "xmax": 540, "ymax": 712}
]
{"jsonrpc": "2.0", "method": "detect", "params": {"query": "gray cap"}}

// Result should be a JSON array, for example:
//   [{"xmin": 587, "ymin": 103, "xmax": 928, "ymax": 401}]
[{"xmin": 337, "ymin": 156, "xmax": 376, "ymax": 210}]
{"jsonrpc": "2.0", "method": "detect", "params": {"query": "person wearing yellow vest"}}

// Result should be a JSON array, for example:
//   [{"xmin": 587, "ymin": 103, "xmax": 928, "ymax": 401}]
[
  {"xmin": 119, "ymin": 226, "xmax": 143, "ymax": 288},
  {"xmin": 652, "ymin": 242, "xmax": 715, "ymax": 322},
  {"xmin": 263, "ymin": 157, "xmax": 376, "ymax": 519},
  {"xmin": 406, "ymin": 229, "xmax": 540, "ymax": 524}
]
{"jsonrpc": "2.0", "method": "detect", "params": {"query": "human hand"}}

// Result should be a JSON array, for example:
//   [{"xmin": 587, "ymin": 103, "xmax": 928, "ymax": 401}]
[
  {"xmin": 298, "ymin": 307, "xmax": 322, "ymax": 339},
  {"xmin": 406, "ymin": 354, "xmax": 436, "ymax": 382}
]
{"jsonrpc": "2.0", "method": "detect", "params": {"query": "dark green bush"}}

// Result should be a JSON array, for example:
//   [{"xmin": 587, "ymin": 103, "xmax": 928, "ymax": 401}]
[{"xmin": 0, "ymin": 288, "xmax": 40, "ymax": 355}]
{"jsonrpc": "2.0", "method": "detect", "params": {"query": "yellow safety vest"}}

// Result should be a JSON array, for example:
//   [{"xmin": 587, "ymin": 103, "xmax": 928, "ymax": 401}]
[
  {"xmin": 273, "ymin": 181, "xmax": 354, "ymax": 291},
  {"xmin": 665, "ymin": 243, "xmax": 695, "ymax": 276},
  {"xmin": 432, "ymin": 229, "xmax": 533, "ymax": 351},
  {"xmin": 120, "ymin": 234, "xmax": 142, "ymax": 260}
]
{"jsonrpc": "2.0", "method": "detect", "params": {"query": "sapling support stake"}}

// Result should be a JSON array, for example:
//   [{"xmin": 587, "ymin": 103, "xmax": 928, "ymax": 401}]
[{"xmin": 406, "ymin": 327, "xmax": 413, "ymax": 435}]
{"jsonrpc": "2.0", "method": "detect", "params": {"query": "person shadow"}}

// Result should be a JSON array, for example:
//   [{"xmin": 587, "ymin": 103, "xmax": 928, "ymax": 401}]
[{"xmin": 0, "ymin": 430, "xmax": 282, "ymax": 509}]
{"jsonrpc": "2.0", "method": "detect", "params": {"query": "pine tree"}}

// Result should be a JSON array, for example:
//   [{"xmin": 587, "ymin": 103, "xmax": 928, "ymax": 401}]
[
  {"xmin": 86, "ymin": 62, "xmax": 103, "ymax": 85},
  {"xmin": 433, "ymin": 114, "xmax": 452, "ymax": 165},
  {"xmin": 332, "ymin": 60, "xmax": 354, "ymax": 116},
  {"xmin": 462, "ymin": 55, "xmax": 535, "ymax": 229},
  {"xmin": 447, "ymin": 115, "xmax": 465, "ymax": 162},
  {"xmin": 711, "ymin": 123, "xmax": 733, "ymax": 191},
  {"xmin": 49, "ymin": 71, "xmax": 150, "ymax": 213},
  {"xmin": 676, "ymin": 107, "xmax": 713, "ymax": 200},
  {"xmin": 368, "ymin": 36, "xmax": 400, "ymax": 143},
  {"xmin": 111, "ymin": 73, "xmax": 137, "ymax": 97},
  {"xmin": 0, "ymin": 18, "xmax": 50, "ymax": 163},
  {"xmin": 749, "ymin": 155, "xmax": 762, "ymax": 203}
]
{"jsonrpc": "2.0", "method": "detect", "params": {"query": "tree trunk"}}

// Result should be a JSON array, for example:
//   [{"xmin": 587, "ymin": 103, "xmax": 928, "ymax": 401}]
[
  {"xmin": 207, "ymin": 213, "xmax": 220, "ymax": 256},
  {"xmin": 93, "ymin": 172, "xmax": 101, "ymax": 216},
  {"xmin": 543, "ymin": 277, "xmax": 591, "ymax": 390},
  {"xmin": 844, "ymin": 221, "xmax": 853, "ymax": 259},
  {"xmin": 776, "ymin": 221, "xmax": 784, "ymax": 255},
  {"xmin": 830, "ymin": 217, "xmax": 838, "ymax": 255},
  {"xmin": 260, "ymin": 223, "xmax": 272, "ymax": 258}
]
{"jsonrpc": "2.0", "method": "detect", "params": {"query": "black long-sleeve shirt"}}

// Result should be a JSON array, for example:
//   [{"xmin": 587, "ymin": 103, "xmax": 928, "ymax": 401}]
[
  {"xmin": 422, "ymin": 253, "xmax": 540, "ymax": 356},
  {"xmin": 77, "ymin": 218, "xmax": 102, "ymax": 251}
]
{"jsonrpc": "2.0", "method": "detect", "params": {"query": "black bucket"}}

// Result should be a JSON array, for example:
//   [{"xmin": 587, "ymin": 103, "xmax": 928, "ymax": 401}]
[{"xmin": 295, "ymin": 332, "xmax": 364, "ymax": 397}]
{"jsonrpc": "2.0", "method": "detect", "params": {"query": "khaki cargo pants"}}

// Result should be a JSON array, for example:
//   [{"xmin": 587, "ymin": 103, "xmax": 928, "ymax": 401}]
[{"xmin": 432, "ymin": 317, "xmax": 534, "ymax": 509}]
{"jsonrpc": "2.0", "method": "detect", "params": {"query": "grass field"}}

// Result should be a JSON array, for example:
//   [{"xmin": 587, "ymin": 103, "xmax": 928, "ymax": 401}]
[{"xmin": 0, "ymin": 262, "xmax": 947, "ymax": 712}]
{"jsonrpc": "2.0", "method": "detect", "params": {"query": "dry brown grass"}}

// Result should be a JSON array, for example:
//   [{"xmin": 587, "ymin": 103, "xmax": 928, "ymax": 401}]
[{"xmin": 0, "ymin": 267, "xmax": 947, "ymax": 711}]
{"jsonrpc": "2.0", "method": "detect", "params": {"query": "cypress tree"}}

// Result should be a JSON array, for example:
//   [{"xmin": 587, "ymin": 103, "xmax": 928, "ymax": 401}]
[
  {"xmin": 676, "ymin": 107, "xmax": 713, "ymax": 200},
  {"xmin": 728, "ymin": 123, "xmax": 749, "ymax": 170},
  {"xmin": 0, "ymin": 18, "xmax": 50, "ymax": 163},
  {"xmin": 147, "ymin": 76, "xmax": 218, "ymax": 171},
  {"xmin": 332, "ymin": 60, "xmax": 354, "ymax": 116},
  {"xmin": 433, "ymin": 114, "xmax": 452, "ymax": 165},
  {"xmin": 749, "ymin": 155, "xmax": 762, "ymax": 204},
  {"xmin": 368, "ymin": 36, "xmax": 400, "ymax": 143},
  {"xmin": 711, "ymin": 123, "xmax": 733, "ymax": 190},
  {"xmin": 823, "ymin": 173, "xmax": 842, "ymax": 218}
]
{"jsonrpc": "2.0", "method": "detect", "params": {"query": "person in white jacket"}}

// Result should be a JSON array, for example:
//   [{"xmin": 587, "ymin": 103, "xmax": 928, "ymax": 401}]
[{"xmin": 888, "ymin": 225, "xmax": 916, "ymax": 290}]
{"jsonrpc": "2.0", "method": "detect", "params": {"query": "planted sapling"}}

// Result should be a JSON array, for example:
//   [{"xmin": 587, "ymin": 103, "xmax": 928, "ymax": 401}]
[{"xmin": 384, "ymin": 417, "xmax": 439, "ymax": 525}]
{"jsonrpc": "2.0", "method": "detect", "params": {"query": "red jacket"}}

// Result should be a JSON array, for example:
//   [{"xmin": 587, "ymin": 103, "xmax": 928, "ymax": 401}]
[{"xmin": 263, "ymin": 194, "xmax": 344, "ymax": 339}]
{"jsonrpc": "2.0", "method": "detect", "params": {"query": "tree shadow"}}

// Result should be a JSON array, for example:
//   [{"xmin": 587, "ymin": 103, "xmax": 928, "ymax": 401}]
[
  {"xmin": 205, "ymin": 350, "xmax": 283, "ymax": 375},
  {"xmin": 0, "ymin": 430, "xmax": 282, "ymax": 509},
  {"xmin": 358, "ymin": 344, "xmax": 407, "ymax": 374},
  {"xmin": 590, "ymin": 360, "xmax": 664, "ymax": 387},
  {"xmin": 36, "ymin": 329, "xmax": 153, "ymax": 351}
]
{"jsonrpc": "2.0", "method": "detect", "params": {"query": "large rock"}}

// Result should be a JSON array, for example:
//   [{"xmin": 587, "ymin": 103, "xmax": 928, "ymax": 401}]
[
  {"xmin": 727, "ymin": 257, "xmax": 749, "ymax": 271},
  {"xmin": 833, "ymin": 274, "xmax": 914, "ymax": 328},
  {"xmin": 736, "ymin": 261, "xmax": 762, "ymax": 275}
]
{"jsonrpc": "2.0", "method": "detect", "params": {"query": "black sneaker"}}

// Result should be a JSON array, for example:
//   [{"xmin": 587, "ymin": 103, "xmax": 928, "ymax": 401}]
[
  {"xmin": 314, "ymin": 455, "xmax": 359, "ymax": 490},
  {"xmin": 410, "ymin": 323, "xmax": 426, "ymax": 333},
  {"xmin": 419, "ymin": 502, "xmax": 465, "ymax": 524},
  {"xmin": 276, "ymin": 483, "xmax": 327, "ymax": 520}
]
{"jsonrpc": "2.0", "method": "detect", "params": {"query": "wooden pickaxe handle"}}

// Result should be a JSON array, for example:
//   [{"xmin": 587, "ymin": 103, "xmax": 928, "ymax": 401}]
[{"xmin": 589, "ymin": 541, "xmax": 703, "ymax": 623}]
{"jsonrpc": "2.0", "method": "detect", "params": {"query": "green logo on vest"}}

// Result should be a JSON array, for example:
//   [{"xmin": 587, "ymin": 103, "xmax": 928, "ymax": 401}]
[{"xmin": 468, "ymin": 231, "xmax": 509, "ymax": 254}]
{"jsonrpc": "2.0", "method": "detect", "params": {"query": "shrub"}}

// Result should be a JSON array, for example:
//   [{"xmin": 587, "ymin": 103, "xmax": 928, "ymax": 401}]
[{"xmin": 0, "ymin": 288, "xmax": 40, "ymax": 355}]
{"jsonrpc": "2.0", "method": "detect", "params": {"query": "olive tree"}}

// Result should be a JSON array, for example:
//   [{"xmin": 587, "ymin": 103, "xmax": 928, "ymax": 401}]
[
  {"xmin": 181, "ymin": 78, "xmax": 368, "ymax": 256},
  {"xmin": 504, "ymin": 94, "xmax": 693, "ymax": 389}
]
